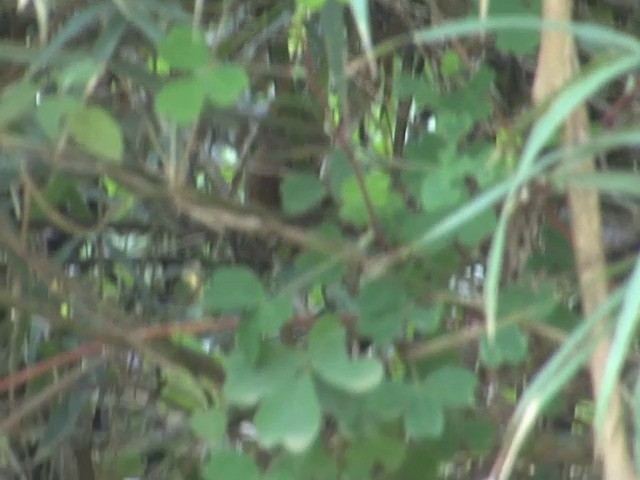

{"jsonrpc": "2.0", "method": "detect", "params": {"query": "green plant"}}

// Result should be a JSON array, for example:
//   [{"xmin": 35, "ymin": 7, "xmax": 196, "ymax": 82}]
[{"xmin": 0, "ymin": 1, "xmax": 640, "ymax": 479}]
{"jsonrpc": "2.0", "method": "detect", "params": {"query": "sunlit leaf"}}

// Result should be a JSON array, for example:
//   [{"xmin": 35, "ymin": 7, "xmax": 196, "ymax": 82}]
[
  {"xmin": 340, "ymin": 171, "xmax": 403, "ymax": 228},
  {"xmin": 201, "ymin": 63, "xmax": 250, "ymax": 107},
  {"xmin": 158, "ymin": 25, "xmax": 210, "ymax": 71},
  {"xmin": 156, "ymin": 77, "xmax": 206, "ymax": 124}
]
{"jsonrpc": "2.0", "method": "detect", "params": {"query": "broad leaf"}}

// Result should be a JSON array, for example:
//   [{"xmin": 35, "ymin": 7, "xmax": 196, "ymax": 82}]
[
  {"xmin": 223, "ymin": 346, "xmax": 302, "ymax": 407},
  {"xmin": 201, "ymin": 63, "xmax": 250, "ymax": 107},
  {"xmin": 357, "ymin": 276, "xmax": 407, "ymax": 344},
  {"xmin": 156, "ymin": 77, "xmax": 206, "ymax": 124},
  {"xmin": 423, "ymin": 366, "xmax": 477, "ymax": 408},
  {"xmin": 203, "ymin": 266, "xmax": 265, "ymax": 313},
  {"xmin": 68, "ymin": 105, "xmax": 123, "ymax": 161},
  {"xmin": 309, "ymin": 316, "xmax": 383, "ymax": 393},
  {"xmin": 158, "ymin": 25, "xmax": 210, "ymax": 71},
  {"xmin": 404, "ymin": 388, "xmax": 445, "ymax": 439},
  {"xmin": 255, "ymin": 373, "xmax": 321, "ymax": 453},
  {"xmin": 281, "ymin": 173, "xmax": 327, "ymax": 216}
]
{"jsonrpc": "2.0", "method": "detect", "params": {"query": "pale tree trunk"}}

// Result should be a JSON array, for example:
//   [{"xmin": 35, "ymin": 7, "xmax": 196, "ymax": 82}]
[{"xmin": 533, "ymin": 1, "xmax": 636, "ymax": 479}]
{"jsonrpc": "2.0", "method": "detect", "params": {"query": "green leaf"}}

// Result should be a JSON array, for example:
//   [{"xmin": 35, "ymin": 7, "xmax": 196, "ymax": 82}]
[
  {"xmin": 404, "ymin": 388, "xmax": 445, "ymax": 439},
  {"xmin": 160, "ymin": 366, "xmax": 209, "ymax": 412},
  {"xmin": 101, "ymin": 453, "xmax": 144, "ymax": 478},
  {"xmin": 363, "ymin": 382, "xmax": 410, "ymax": 422},
  {"xmin": 293, "ymin": 250, "xmax": 347, "ymax": 287},
  {"xmin": 499, "ymin": 282, "xmax": 558, "ymax": 320},
  {"xmin": 203, "ymin": 267, "xmax": 265, "ymax": 313},
  {"xmin": 345, "ymin": 433, "xmax": 406, "ymax": 478},
  {"xmin": 423, "ymin": 366, "xmax": 477, "ymax": 408},
  {"xmin": 406, "ymin": 303, "xmax": 443, "ymax": 334},
  {"xmin": 326, "ymin": 149, "xmax": 354, "ymax": 199},
  {"xmin": 67, "ymin": 106, "xmax": 123, "ymax": 162},
  {"xmin": 449, "ymin": 416, "xmax": 497, "ymax": 454},
  {"xmin": 0, "ymin": 81, "xmax": 37, "ymax": 128},
  {"xmin": 490, "ymin": 0, "xmax": 541, "ymax": 55},
  {"xmin": 296, "ymin": 0, "xmax": 327, "ymax": 11},
  {"xmin": 255, "ymin": 373, "xmax": 321, "ymax": 453},
  {"xmin": 30, "ymin": 174, "xmax": 93, "ymax": 222},
  {"xmin": 404, "ymin": 133, "xmax": 446, "ymax": 164},
  {"xmin": 267, "ymin": 443, "xmax": 338, "ymax": 480},
  {"xmin": 156, "ymin": 77, "xmax": 206, "ymax": 124},
  {"xmin": 320, "ymin": 0, "xmax": 348, "ymax": 115},
  {"xmin": 58, "ymin": 59, "xmax": 101, "ymax": 91},
  {"xmin": 441, "ymin": 49, "xmax": 462, "ymax": 77},
  {"xmin": 339, "ymin": 171, "xmax": 403, "ymax": 228},
  {"xmin": 201, "ymin": 63, "xmax": 250, "ymax": 107},
  {"xmin": 421, "ymin": 170, "xmax": 464, "ymax": 212},
  {"xmin": 223, "ymin": 346, "xmax": 302, "ymax": 407},
  {"xmin": 309, "ymin": 316, "xmax": 383, "ymax": 393},
  {"xmin": 457, "ymin": 209, "xmax": 497, "ymax": 246},
  {"xmin": 190, "ymin": 408, "xmax": 226, "ymax": 443},
  {"xmin": 158, "ymin": 25, "xmax": 210, "ymax": 71},
  {"xmin": 36, "ymin": 95, "xmax": 82, "ymax": 140},
  {"xmin": 480, "ymin": 325, "xmax": 529, "ymax": 367},
  {"xmin": 256, "ymin": 294, "xmax": 295, "ymax": 336},
  {"xmin": 236, "ymin": 317, "xmax": 261, "ymax": 365},
  {"xmin": 203, "ymin": 450, "xmax": 260, "ymax": 480},
  {"xmin": 281, "ymin": 173, "xmax": 327, "ymax": 216},
  {"xmin": 357, "ymin": 276, "xmax": 407, "ymax": 344}
]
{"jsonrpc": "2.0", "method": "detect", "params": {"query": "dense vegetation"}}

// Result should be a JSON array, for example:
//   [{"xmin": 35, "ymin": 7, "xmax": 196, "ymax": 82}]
[{"xmin": 1, "ymin": 0, "xmax": 640, "ymax": 479}]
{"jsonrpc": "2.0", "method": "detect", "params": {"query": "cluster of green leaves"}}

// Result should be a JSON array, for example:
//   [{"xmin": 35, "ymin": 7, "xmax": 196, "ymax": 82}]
[
  {"xmin": 155, "ymin": 25, "xmax": 249, "ymax": 124},
  {"xmin": 3, "ymin": 0, "xmax": 640, "ymax": 479}
]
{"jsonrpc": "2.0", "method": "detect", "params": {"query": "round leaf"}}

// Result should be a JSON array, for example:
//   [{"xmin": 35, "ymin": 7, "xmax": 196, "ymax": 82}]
[
  {"xmin": 224, "ymin": 346, "xmax": 301, "ymax": 407},
  {"xmin": 281, "ymin": 173, "xmax": 327, "ymax": 216},
  {"xmin": 339, "ymin": 171, "xmax": 403, "ymax": 228},
  {"xmin": 405, "ymin": 390, "xmax": 445, "ymax": 439},
  {"xmin": 357, "ymin": 276, "xmax": 407, "ymax": 345},
  {"xmin": 67, "ymin": 106, "xmax": 123, "ymax": 162},
  {"xmin": 254, "ymin": 374, "xmax": 321, "ymax": 453},
  {"xmin": 202, "ymin": 63, "xmax": 249, "ymax": 107},
  {"xmin": 309, "ymin": 316, "xmax": 383, "ymax": 393},
  {"xmin": 156, "ymin": 77, "xmax": 206, "ymax": 125},
  {"xmin": 256, "ymin": 294, "xmax": 295, "ymax": 336},
  {"xmin": 158, "ymin": 25, "xmax": 210, "ymax": 71},
  {"xmin": 423, "ymin": 366, "xmax": 477, "ymax": 408},
  {"xmin": 203, "ymin": 266, "xmax": 265, "ymax": 313},
  {"xmin": 480, "ymin": 325, "xmax": 529, "ymax": 367}
]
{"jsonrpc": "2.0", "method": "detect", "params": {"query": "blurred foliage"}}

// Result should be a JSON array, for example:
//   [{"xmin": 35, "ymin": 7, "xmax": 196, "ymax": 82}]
[{"xmin": 0, "ymin": 0, "xmax": 639, "ymax": 479}]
